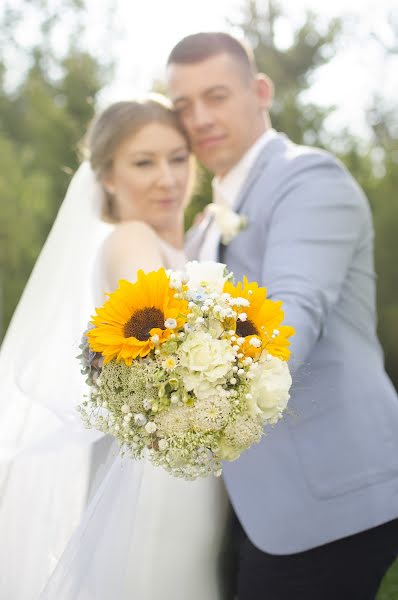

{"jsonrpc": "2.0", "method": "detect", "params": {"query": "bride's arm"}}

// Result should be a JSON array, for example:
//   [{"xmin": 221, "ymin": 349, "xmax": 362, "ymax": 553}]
[{"xmin": 101, "ymin": 221, "xmax": 164, "ymax": 291}]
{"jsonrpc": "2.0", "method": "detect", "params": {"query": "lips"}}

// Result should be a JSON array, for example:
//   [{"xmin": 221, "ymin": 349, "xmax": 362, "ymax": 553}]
[
  {"xmin": 196, "ymin": 135, "xmax": 226, "ymax": 149},
  {"xmin": 154, "ymin": 198, "xmax": 177, "ymax": 207}
]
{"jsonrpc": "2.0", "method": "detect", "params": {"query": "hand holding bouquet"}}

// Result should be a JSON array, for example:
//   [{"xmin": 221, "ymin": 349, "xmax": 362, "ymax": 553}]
[{"xmin": 78, "ymin": 262, "xmax": 294, "ymax": 480}]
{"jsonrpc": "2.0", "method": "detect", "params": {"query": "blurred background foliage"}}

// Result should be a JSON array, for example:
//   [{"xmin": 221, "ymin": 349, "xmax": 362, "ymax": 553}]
[
  {"xmin": 0, "ymin": 0, "xmax": 397, "ymax": 594},
  {"xmin": 0, "ymin": 0, "xmax": 397, "ymax": 387}
]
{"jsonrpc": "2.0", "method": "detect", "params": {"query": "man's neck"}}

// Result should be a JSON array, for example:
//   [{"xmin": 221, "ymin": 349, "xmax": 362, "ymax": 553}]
[{"xmin": 218, "ymin": 126, "xmax": 272, "ymax": 180}]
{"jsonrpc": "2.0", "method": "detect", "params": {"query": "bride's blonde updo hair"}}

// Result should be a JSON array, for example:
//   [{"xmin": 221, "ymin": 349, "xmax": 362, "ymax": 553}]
[{"xmin": 85, "ymin": 94, "xmax": 190, "ymax": 222}]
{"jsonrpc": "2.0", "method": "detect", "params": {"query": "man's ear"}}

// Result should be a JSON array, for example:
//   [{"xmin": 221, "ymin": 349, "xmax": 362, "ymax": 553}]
[{"xmin": 254, "ymin": 74, "xmax": 274, "ymax": 111}]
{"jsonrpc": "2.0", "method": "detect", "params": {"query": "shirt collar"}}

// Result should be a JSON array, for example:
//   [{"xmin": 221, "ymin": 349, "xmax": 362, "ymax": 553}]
[{"xmin": 212, "ymin": 128, "xmax": 277, "ymax": 209}]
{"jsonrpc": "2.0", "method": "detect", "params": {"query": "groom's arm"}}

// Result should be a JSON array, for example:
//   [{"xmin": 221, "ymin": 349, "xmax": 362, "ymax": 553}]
[{"xmin": 261, "ymin": 153, "xmax": 370, "ymax": 374}]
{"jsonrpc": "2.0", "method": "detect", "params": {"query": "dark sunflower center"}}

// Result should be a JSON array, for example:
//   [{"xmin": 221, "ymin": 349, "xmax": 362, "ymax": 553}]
[
  {"xmin": 124, "ymin": 307, "xmax": 165, "ymax": 341},
  {"xmin": 236, "ymin": 319, "xmax": 259, "ymax": 338}
]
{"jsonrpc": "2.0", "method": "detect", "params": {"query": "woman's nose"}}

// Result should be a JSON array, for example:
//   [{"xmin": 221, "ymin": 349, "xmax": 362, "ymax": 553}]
[{"xmin": 157, "ymin": 162, "xmax": 175, "ymax": 186}]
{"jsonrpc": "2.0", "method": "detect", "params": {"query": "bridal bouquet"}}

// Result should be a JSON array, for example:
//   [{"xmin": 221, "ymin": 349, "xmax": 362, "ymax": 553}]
[{"xmin": 78, "ymin": 261, "xmax": 295, "ymax": 480}]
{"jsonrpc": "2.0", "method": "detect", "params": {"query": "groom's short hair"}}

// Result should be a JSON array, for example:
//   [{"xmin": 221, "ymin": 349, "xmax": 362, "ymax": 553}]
[{"xmin": 167, "ymin": 32, "xmax": 257, "ymax": 78}]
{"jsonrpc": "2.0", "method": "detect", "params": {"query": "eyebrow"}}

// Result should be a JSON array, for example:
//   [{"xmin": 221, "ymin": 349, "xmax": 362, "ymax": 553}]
[
  {"xmin": 127, "ymin": 145, "xmax": 188, "ymax": 159},
  {"xmin": 173, "ymin": 85, "xmax": 230, "ymax": 105}
]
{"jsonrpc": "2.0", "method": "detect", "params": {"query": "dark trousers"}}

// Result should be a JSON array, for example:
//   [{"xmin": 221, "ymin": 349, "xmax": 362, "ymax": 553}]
[{"xmin": 234, "ymin": 517, "xmax": 398, "ymax": 600}]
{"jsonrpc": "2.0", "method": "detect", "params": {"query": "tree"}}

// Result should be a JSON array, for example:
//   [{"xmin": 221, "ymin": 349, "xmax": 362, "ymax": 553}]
[
  {"xmin": 367, "ymin": 100, "xmax": 398, "ymax": 387},
  {"xmin": 0, "ymin": 137, "xmax": 52, "ymax": 335},
  {"xmin": 0, "ymin": 1, "xmax": 109, "ymax": 340},
  {"xmin": 232, "ymin": 0, "xmax": 342, "ymax": 145}
]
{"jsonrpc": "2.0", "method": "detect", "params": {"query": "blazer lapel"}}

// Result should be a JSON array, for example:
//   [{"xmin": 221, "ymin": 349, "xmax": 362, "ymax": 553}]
[
  {"xmin": 186, "ymin": 133, "xmax": 289, "ymax": 262},
  {"xmin": 184, "ymin": 211, "xmax": 215, "ymax": 261},
  {"xmin": 234, "ymin": 133, "xmax": 288, "ymax": 213}
]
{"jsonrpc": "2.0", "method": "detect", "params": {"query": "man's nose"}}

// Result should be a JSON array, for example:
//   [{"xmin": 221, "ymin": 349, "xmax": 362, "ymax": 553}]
[{"xmin": 191, "ymin": 102, "xmax": 213, "ymax": 131}]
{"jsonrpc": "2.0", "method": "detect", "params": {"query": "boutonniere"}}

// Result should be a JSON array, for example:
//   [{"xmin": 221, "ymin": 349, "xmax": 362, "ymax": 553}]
[{"xmin": 206, "ymin": 203, "xmax": 248, "ymax": 245}]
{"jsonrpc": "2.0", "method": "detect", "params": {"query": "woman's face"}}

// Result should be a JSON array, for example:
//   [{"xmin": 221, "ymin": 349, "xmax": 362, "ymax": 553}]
[{"xmin": 103, "ymin": 122, "xmax": 190, "ymax": 231}]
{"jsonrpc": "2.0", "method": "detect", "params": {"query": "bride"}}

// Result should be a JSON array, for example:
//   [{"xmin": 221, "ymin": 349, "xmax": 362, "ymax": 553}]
[{"xmin": 0, "ymin": 96, "xmax": 230, "ymax": 599}]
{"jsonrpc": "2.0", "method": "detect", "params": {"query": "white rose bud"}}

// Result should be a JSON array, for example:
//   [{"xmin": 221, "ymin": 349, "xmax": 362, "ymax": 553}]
[
  {"xmin": 145, "ymin": 422, "xmax": 157, "ymax": 434},
  {"xmin": 134, "ymin": 413, "xmax": 147, "ymax": 427}
]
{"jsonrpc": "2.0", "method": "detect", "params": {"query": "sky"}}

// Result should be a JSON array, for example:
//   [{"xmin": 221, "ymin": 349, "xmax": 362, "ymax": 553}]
[
  {"xmin": 84, "ymin": 0, "xmax": 397, "ymax": 138},
  {"xmin": 8, "ymin": 0, "xmax": 398, "ymax": 138}
]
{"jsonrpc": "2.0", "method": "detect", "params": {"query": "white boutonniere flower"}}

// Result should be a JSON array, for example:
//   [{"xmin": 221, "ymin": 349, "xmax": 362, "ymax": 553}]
[{"xmin": 207, "ymin": 203, "xmax": 248, "ymax": 245}]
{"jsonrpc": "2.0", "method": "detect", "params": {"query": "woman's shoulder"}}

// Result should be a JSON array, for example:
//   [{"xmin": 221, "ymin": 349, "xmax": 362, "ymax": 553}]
[
  {"xmin": 100, "ymin": 221, "xmax": 164, "ymax": 287},
  {"xmin": 102, "ymin": 220, "xmax": 162, "ymax": 257},
  {"xmin": 105, "ymin": 220, "xmax": 160, "ymax": 245}
]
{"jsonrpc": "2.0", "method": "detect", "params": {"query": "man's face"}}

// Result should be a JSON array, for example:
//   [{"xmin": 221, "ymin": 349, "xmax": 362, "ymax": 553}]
[{"xmin": 167, "ymin": 53, "xmax": 271, "ymax": 176}]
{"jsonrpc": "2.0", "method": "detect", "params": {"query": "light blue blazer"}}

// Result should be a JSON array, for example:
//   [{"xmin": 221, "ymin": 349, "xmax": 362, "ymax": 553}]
[{"xmin": 187, "ymin": 133, "xmax": 398, "ymax": 553}]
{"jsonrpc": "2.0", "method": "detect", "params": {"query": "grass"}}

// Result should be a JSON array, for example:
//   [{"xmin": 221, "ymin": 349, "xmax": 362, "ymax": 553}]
[{"xmin": 377, "ymin": 559, "xmax": 398, "ymax": 600}]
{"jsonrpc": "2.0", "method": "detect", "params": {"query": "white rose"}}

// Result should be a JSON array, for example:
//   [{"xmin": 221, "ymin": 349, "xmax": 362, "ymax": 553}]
[
  {"xmin": 179, "ymin": 331, "xmax": 235, "ymax": 384},
  {"xmin": 185, "ymin": 261, "xmax": 228, "ymax": 294},
  {"xmin": 207, "ymin": 204, "xmax": 248, "ymax": 244},
  {"xmin": 207, "ymin": 317, "xmax": 225, "ymax": 339},
  {"xmin": 247, "ymin": 356, "xmax": 292, "ymax": 424},
  {"xmin": 180, "ymin": 373, "xmax": 216, "ymax": 401}
]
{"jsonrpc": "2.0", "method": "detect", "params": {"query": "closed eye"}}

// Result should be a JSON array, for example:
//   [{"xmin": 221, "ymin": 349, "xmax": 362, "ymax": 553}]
[
  {"xmin": 174, "ymin": 103, "xmax": 190, "ymax": 115},
  {"xmin": 171, "ymin": 154, "xmax": 189, "ymax": 164},
  {"xmin": 209, "ymin": 94, "xmax": 227, "ymax": 102},
  {"xmin": 133, "ymin": 160, "xmax": 153, "ymax": 167}
]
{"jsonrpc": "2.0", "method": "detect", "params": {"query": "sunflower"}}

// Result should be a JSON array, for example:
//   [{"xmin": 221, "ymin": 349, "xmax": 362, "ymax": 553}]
[
  {"xmin": 87, "ymin": 269, "xmax": 188, "ymax": 365},
  {"xmin": 223, "ymin": 277, "xmax": 295, "ymax": 361}
]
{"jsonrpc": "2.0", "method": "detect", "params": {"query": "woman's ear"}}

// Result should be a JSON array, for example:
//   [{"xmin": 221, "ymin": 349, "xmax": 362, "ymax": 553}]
[
  {"xmin": 100, "ymin": 167, "xmax": 115, "ymax": 196},
  {"xmin": 101, "ymin": 178, "xmax": 115, "ymax": 196}
]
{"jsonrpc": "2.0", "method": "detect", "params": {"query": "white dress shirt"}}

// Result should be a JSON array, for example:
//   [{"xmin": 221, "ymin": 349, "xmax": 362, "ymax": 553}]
[{"xmin": 199, "ymin": 128, "xmax": 277, "ymax": 261}]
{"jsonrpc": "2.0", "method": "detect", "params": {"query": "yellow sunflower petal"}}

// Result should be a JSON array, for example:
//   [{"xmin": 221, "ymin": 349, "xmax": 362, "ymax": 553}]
[
  {"xmin": 224, "ymin": 276, "xmax": 295, "ymax": 361},
  {"xmin": 87, "ymin": 268, "xmax": 187, "ymax": 365}
]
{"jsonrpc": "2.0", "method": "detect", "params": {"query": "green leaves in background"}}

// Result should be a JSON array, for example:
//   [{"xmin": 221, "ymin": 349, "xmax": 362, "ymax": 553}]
[{"xmin": 1, "ymin": 0, "xmax": 397, "ymax": 399}]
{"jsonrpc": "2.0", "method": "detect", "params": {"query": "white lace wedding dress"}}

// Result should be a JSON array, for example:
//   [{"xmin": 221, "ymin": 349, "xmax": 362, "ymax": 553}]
[
  {"xmin": 39, "ymin": 234, "xmax": 231, "ymax": 600},
  {"xmin": 124, "ymin": 238, "xmax": 230, "ymax": 599}
]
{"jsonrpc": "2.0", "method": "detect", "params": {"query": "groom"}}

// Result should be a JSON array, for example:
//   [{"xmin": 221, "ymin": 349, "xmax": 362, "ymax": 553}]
[{"xmin": 166, "ymin": 32, "xmax": 398, "ymax": 599}]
